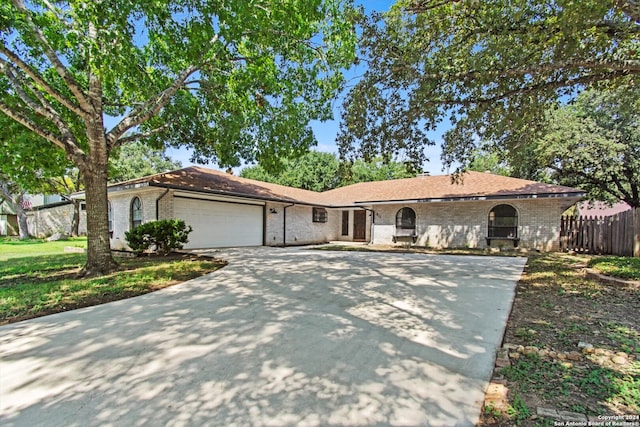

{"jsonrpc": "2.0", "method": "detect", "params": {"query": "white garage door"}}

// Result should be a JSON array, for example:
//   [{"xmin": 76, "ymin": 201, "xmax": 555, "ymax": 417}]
[{"xmin": 174, "ymin": 197, "xmax": 264, "ymax": 249}]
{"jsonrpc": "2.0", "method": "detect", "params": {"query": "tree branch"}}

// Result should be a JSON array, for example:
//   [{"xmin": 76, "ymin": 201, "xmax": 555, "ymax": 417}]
[
  {"xmin": 106, "ymin": 65, "xmax": 197, "ymax": 149},
  {"xmin": 418, "ymin": 70, "xmax": 632, "ymax": 107},
  {"xmin": 0, "ymin": 102, "xmax": 66, "ymax": 151},
  {"xmin": 106, "ymin": 34, "xmax": 220, "ymax": 149},
  {"xmin": 2, "ymin": 61, "xmax": 79, "ymax": 148},
  {"xmin": 11, "ymin": 0, "xmax": 92, "ymax": 116},
  {"xmin": 0, "ymin": 101, "xmax": 86, "ymax": 167},
  {"xmin": 114, "ymin": 124, "xmax": 171, "ymax": 147},
  {"xmin": 392, "ymin": 59, "xmax": 640, "ymax": 83},
  {"xmin": 0, "ymin": 47, "xmax": 84, "ymax": 116}
]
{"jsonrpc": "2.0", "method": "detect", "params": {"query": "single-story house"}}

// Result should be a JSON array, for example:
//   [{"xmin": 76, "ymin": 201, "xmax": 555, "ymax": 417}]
[{"xmin": 104, "ymin": 166, "xmax": 584, "ymax": 251}]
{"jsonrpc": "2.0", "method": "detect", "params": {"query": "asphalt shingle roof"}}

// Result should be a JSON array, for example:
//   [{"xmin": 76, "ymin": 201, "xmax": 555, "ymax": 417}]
[{"xmin": 110, "ymin": 166, "xmax": 584, "ymax": 206}]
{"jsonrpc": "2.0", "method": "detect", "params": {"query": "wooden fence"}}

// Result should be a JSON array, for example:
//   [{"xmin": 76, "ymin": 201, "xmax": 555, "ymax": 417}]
[{"xmin": 560, "ymin": 208, "xmax": 640, "ymax": 257}]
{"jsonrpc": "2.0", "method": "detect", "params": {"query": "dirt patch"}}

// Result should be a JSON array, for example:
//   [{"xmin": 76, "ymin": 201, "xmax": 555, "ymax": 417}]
[{"xmin": 480, "ymin": 253, "xmax": 640, "ymax": 425}]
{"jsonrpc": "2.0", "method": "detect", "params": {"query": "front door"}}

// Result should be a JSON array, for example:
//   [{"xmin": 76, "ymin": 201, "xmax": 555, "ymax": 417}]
[{"xmin": 353, "ymin": 210, "xmax": 366, "ymax": 241}]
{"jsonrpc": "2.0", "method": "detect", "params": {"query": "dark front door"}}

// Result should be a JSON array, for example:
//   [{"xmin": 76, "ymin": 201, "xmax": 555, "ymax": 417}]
[{"xmin": 353, "ymin": 210, "xmax": 366, "ymax": 241}]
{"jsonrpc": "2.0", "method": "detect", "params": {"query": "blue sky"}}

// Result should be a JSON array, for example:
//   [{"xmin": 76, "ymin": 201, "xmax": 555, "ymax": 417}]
[{"xmin": 163, "ymin": 0, "xmax": 450, "ymax": 175}]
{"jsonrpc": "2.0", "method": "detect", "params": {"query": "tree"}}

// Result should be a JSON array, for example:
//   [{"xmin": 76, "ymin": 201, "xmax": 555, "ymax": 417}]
[
  {"xmin": 340, "ymin": 157, "xmax": 416, "ymax": 185},
  {"xmin": 240, "ymin": 151, "xmax": 416, "ymax": 190},
  {"xmin": 535, "ymin": 83, "xmax": 639, "ymax": 208},
  {"xmin": 0, "ymin": 115, "xmax": 72, "ymax": 238},
  {"xmin": 1, "ymin": 1, "xmax": 356, "ymax": 275},
  {"xmin": 241, "ymin": 151, "xmax": 342, "ymax": 191},
  {"xmin": 338, "ymin": 0, "xmax": 639, "ymax": 171},
  {"xmin": 466, "ymin": 148, "xmax": 511, "ymax": 177},
  {"xmin": 109, "ymin": 141, "xmax": 182, "ymax": 183}
]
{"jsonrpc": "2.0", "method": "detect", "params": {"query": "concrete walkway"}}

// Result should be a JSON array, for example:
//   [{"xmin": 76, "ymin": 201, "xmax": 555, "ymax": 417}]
[{"xmin": 0, "ymin": 248, "xmax": 527, "ymax": 426}]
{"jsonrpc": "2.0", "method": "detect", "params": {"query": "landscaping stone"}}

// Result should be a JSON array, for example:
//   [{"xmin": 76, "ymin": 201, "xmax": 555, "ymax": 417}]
[
  {"xmin": 495, "ymin": 348, "xmax": 511, "ymax": 368},
  {"xmin": 611, "ymin": 355, "xmax": 628, "ymax": 365},
  {"xmin": 578, "ymin": 341, "xmax": 593, "ymax": 352},
  {"xmin": 484, "ymin": 383, "xmax": 509, "ymax": 412},
  {"xmin": 537, "ymin": 407, "xmax": 588, "ymax": 423},
  {"xmin": 537, "ymin": 407, "xmax": 559, "ymax": 419},
  {"xmin": 557, "ymin": 410, "xmax": 587, "ymax": 422},
  {"xmin": 523, "ymin": 345, "xmax": 539, "ymax": 355},
  {"xmin": 566, "ymin": 351, "xmax": 582, "ymax": 361}
]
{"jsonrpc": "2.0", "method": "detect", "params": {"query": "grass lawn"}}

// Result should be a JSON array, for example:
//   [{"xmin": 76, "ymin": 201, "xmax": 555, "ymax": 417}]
[
  {"xmin": 315, "ymin": 245, "xmax": 640, "ymax": 423},
  {"xmin": 0, "ymin": 238, "xmax": 226, "ymax": 325},
  {"xmin": 588, "ymin": 256, "xmax": 640, "ymax": 280},
  {"xmin": 0, "ymin": 236, "xmax": 88, "ymax": 259}
]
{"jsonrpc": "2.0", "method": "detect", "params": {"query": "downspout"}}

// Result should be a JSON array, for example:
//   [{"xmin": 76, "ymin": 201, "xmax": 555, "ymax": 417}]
[
  {"xmin": 155, "ymin": 188, "xmax": 171, "ymax": 220},
  {"xmin": 283, "ymin": 203, "xmax": 295, "ymax": 247}
]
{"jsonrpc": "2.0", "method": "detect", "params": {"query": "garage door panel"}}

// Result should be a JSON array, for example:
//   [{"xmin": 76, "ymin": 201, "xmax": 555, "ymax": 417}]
[{"xmin": 174, "ymin": 198, "xmax": 263, "ymax": 249}]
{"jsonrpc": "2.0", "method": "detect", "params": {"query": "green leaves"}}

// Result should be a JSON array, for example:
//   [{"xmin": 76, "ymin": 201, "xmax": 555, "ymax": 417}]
[
  {"xmin": 534, "ymin": 82, "xmax": 640, "ymax": 207},
  {"xmin": 339, "ymin": 0, "xmax": 639, "ymax": 171},
  {"xmin": 240, "ymin": 151, "xmax": 416, "ymax": 191}
]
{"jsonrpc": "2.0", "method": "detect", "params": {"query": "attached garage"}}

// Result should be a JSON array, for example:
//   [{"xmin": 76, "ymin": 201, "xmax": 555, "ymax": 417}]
[{"xmin": 173, "ymin": 196, "xmax": 264, "ymax": 249}]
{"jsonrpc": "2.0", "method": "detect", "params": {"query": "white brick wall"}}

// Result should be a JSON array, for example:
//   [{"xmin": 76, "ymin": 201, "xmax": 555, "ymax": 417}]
[
  {"xmin": 370, "ymin": 198, "xmax": 575, "ymax": 251},
  {"xmin": 108, "ymin": 188, "xmax": 161, "ymax": 250}
]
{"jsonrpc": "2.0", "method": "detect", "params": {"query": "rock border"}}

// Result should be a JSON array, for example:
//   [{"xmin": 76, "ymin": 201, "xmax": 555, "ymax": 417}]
[{"xmin": 585, "ymin": 268, "xmax": 640, "ymax": 288}]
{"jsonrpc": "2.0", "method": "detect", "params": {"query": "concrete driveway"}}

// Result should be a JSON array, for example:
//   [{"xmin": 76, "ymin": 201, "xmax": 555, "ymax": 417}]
[{"xmin": 0, "ymin": 247, "xmax": 527, "ymax": 427}]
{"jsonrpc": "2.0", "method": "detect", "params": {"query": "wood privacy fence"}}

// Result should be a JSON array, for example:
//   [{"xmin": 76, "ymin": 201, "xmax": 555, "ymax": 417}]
[{"xmin": 560, "ymin": 208, "xmax": 640, "ymax": 257}]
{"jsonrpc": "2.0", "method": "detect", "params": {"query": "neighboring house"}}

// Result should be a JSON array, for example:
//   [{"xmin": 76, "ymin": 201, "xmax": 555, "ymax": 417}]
[
  {"xmin": 0, "ymin": 200, "xmax": 18, "ymax": 236},
  {"xmin": 27, "ymin": 200, "xmax": 87, "ymax": 238},
  {"xmin": 101, "ymin": 166, "xmax": 584, "ymax": 252},
  {"xmin": 577, "ymin": 201, "xmax": 632, "ymax": 217}
]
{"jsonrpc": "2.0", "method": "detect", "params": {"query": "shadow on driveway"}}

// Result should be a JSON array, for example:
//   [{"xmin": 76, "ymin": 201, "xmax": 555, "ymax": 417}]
[{"xmin": 0, "ymin": 248, "xmax": 526, "ymax": 426}]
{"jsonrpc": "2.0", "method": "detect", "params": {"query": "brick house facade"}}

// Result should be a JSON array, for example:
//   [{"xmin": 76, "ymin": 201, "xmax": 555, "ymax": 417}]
[{"xmin": 98, "ymin": 167, "xmax": 584, "ymax": 251}]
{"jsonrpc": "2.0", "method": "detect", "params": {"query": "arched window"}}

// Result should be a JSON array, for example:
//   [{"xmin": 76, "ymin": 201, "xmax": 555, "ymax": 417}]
[
  {"xmin": 488, "ymin": 204, "xmax": 518, "ymax": 238},
  {"xmin": 131, "ymin": 197, "xmax": 143, "ymax": 229},
  {"xmin": 396, "ymin": 207, "xmax": 416, "ymax": 231}
]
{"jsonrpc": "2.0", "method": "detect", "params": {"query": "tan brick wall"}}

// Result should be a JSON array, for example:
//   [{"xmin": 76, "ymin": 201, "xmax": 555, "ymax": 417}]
[{"xmin": 370, "ymin": 198, "xmax": 575, "ymax": 251}]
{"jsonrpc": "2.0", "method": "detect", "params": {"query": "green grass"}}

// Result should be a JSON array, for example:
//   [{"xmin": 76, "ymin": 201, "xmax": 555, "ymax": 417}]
[
  {"xmin": 0, "ymin": 237, "xmax": 87, "ymax": 259},
  {"xmin": 588, "ymin": 256, "xmax": 640, "ymax": 280},
  {"xmin": 0, "ymin": 238, "xmax": 225, "ymax": 324}
]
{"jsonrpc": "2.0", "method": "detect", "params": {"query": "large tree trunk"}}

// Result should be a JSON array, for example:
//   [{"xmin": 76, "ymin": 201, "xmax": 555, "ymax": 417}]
[
  {"xmin": 70, "ymin": 199, "xmax": 80, "ymax": 237},
  {"xmin": 79, "ymin": 149, "xmax": 118, "ymax": 276},
  {"xmin": 0, "ymin": 183, "xmax": 30, "ymax": 239},
  {"xmin": 14, "ymin": 197, "xmax": 29, "ymax": 240}
]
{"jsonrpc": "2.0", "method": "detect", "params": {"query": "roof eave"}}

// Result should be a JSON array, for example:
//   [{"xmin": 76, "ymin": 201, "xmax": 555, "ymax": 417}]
[
  {"xmin": 352, "ymin": 191, "xmax": 586, "ymax": 205},
  {"xmin": 148, "ymin": 182, "xmax": 331, "ymax": 208}
]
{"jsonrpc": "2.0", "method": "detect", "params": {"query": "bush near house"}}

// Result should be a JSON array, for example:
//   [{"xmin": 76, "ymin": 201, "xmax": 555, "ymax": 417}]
[{"xmin": 125, "ymin": 219, "xmax": 193, "ymax": 255}]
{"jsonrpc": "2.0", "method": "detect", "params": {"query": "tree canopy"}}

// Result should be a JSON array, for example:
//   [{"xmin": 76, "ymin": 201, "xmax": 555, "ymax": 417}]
[
  {"xmin": 240, "ymin": 151, "xmax": 416, "ymax": 191},
  {"xmin": 339, "ymin": 0, "xmax": 639, "ymax": 171},
  {"xmin": 535, "ymin": 83, "xmax": 639, "ymax": 207},
  {"xmin": 109, "ymin": 141, "xmax": 182, "ymax": 183},
  {"xmin": 1, "ymin": 0, "xmax": 356, "ymax": 273}
]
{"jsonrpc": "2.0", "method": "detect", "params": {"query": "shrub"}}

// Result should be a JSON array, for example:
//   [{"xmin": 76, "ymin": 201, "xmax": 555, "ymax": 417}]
[{"xmin": 125, "ymin": 219, "xmax": 193, "ymax": 255}]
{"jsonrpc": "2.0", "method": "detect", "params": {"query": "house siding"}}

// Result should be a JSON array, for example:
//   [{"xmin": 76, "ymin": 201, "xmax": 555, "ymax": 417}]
[
  {"xmin": 264, "ymin": 202, "xmax": 339, "ymax": 246},
  {"xmin": 371, "ymin": 198, "xmax": 573, "ymax": 251}
]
